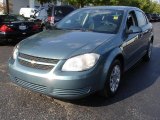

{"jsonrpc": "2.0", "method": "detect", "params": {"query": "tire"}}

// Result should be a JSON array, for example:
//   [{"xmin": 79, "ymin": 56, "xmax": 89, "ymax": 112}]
[
  {"xmin": 101, "ymin": 60, "xmax": 122, "ymax": 98},
  {"xmin": 143, "ymin": 42, "xmax": 153, "ymax": 62}
]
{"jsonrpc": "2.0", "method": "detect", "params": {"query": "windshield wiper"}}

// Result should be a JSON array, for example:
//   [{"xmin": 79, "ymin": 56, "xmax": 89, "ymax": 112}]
[{"xmin": 81, "ymin": 28, "xmax": 94, "ymax": 32}]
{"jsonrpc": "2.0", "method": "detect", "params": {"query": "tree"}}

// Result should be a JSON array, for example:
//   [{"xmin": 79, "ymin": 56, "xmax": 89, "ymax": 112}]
[
  {"xmin": 36, "ymin": 0, "xmax": 57, "ymax": 5},
  {"xmin": 36, "ymin": 0, "xmax": 160, "ymax": 13},
  {"xmin": 0, "ymin": 2, "xmax": 6, "ymax": 13},
  {"xmin": 63, "ymin": 0, "xmax": 90, "ymax": 7}
]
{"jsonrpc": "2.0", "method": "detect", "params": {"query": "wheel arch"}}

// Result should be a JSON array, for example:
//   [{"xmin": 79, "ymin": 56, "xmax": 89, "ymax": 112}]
[
  {"xmin": 150, "ymin": 36, "xmax": 154, "ymax": 43},
  {"xmin": 99, "ymin": 48, "xmax": 125, "ymax": 90}
]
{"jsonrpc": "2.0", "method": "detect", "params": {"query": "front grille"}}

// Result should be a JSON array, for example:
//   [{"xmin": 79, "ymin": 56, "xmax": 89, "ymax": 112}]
[
  {"xmin": 18, "ymin": 53, "xmax": 59, "ymax": 70},
  {"xmin": 19, "ymin": 53, "xmax": 59, "ymax": 64},
  {"xmin": 52, "ymin": 87, "xmax": 90, "ymax": 96},
  {"xmin": 18, "ymin": 59, "xmax": 53, "ymax": 70},
  {"xmin": 15, "ymin": 77, "xmax": 47, "ymax": 93}
]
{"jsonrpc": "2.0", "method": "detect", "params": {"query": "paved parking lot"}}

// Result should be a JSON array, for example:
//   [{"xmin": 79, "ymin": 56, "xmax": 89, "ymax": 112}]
[{"xmin": 0, "ymin": 23, "xmax": 160, "ymax": 120}]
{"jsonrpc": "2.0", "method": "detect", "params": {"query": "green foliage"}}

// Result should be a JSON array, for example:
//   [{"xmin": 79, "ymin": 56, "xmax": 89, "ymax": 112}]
[
  {"xmin": 35, "ymin": 0, "xmax": 160, "ymax": 13},
  {"xmin": 36, "ymin": 0, "xmax": 57, "ymax": 5}
]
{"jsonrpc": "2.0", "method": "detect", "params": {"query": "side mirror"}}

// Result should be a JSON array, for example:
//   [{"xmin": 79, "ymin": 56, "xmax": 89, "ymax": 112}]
[{"xmin": 126, "ymin": 26, "xmax": 142, "ymax": 34}]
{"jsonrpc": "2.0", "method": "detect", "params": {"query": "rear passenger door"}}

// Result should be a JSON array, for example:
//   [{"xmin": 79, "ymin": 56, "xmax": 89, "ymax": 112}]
[{"xmin": 135, "ymin": 10, "xmax": 151, "ymax": 54}]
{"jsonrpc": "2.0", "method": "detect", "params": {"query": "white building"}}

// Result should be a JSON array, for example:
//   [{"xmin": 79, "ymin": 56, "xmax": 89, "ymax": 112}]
[
  {"xmin": 0, "ymin": 0, "xmax": 61, "ymax": 14},
  {"xmin": 12, "ymin": 0, "xmax": 41, "ymax": 14},
  {"xmin": 0, "ymin": 0, "xmax": 5, "ymax": 14}
]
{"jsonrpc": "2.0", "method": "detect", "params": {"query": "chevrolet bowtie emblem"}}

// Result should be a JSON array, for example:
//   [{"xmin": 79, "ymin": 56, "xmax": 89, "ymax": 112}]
[{"xmin": 31, "ymin": 60, "xmax": 36, "ymax": 64}]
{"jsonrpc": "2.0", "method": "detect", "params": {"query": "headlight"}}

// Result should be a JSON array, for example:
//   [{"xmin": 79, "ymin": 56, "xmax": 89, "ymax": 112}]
[
  {"xmin": 13, "ymin": 45, "xmax": 19, "ymax": 59},
  {"xmin": 62, "ymin": 53, "xmax": 100, "ymax": 71}
]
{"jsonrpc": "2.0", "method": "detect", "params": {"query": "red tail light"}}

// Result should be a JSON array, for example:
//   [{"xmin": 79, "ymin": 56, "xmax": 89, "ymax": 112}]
[
  {"xmin": 48, "ymin": 16, "xmax": 54, "ymax": 24},
  {"xmin": 0, "ymin": 25, "xmax": 14, "ymax": 32},
  {"xmin": 32, "ymin": 24, "xmax": 40, "ymax": 30},
  {"xmin": 48, "ymin": 16, "xmax": 51, "ymax": 21}
]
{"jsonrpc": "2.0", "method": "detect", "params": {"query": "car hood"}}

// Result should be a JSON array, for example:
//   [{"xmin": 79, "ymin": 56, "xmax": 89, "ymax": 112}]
[{"xmin": 19, "ymin": 30, "xmax": 115, "ymax": 59}]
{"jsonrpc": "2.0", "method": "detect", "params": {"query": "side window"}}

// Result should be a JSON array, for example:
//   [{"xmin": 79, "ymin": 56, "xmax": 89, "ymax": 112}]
[
  {"xmin": 62, "ymin": 7, "xmax": 74, "ymax": 16},
  {"xmin": 126, "ymin": 11, "xmax": 138, "ymax": 30},
  {"xmin": 135, "ymin": 11, "xmax": 147, "ymax": 27},
  {"xmin": 47, "ymin": 7, "xmax": 53, "ymax": 16},
  {"xmin": 54, "ymin": 7, "xmax": 74, "ymax": 17}
]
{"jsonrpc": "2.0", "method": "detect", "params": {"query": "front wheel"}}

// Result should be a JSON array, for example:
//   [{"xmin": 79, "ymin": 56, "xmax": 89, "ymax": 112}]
[{"xmin": 101, "ymin": 60, "xmax": 122, "ymax": 98}]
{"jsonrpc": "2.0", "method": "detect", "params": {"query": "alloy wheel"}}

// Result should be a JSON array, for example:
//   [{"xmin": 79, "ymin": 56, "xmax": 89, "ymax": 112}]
[
  {"xmin": 148, "ymin": 42, "xmax": 153, "ymax": 58},
  {"xmin": 109, "ymin": 65, "xmax": 121, "ymax": 93}
]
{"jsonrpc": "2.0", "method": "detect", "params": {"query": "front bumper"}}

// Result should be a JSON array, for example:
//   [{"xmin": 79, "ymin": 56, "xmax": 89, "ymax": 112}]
[{"xmin": 8, "ymin": 57, "xmax": 102, "ymax": 100}]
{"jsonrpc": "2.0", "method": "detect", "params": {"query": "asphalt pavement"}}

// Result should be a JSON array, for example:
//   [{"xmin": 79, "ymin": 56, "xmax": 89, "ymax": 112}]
[{"xmin": 0, "ymin": 23, "xmax": 160, "ymax": 120}]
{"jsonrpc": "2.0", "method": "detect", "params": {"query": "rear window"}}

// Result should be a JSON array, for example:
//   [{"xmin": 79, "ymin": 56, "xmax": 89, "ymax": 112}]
[
  {"xmin": 0, "ymin": 15, "xmax": 26, "ymax": 22},
  {"xmin": 47, "ymin": 7, "xmax": 53, "ymax": 16},
  {"xmin": 47, "ymin": 6, "xmax": 74, "ymax": 17},
  {"xmin": 54, "ymin": 6, "xmax": 74, "ymax": 17}
]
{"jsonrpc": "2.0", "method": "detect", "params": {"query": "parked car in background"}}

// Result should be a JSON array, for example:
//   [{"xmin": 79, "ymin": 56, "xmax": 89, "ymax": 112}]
[
  {"xmin": 32, "ymin": 5, "xmax": 75, "ymax": 29},
  {"xmin": 0, "ymin": 14, "xmax": 42, "ymax": 44},
  {"xmin": 29, "ymin": 7, "xmax": 48, "ymax": 30},
  {"xmin": 28, "ymin": 5, "xmax": 75, "ymax": 29},
  {"xmin": 8, "ymin": 6, "xmax": 153, "ymax": 100},
  {"xmin": 19, "ymin": 8, "xmax": 38, "ymax": 18},
  {"xmin": 47, "ymin": 5, "xmax": 75, "ymax": 25},
  {"xmin": 19, "ymin": 7, "xmax": 47, "ymax": 30},
  {"xmin": 145, "ymin": 13, "xmax": 153, "ymax": 22},
  {"xmin": 151, "ymin": 13, "xmax": 160, "ymax": 22},
  {"xmin": 158, "ymin": 14, "xmax": 160, "ymax": 21}
]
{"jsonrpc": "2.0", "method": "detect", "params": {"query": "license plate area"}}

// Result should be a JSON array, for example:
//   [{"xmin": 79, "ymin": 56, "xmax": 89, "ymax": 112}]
[{"xmin": 19, "ymin": 25, "xmax": 26, "ymax": 30}]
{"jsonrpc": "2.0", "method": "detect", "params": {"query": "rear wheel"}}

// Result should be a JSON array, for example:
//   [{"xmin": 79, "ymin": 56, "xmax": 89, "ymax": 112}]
[
  {"xmin": 102, "ymin": 60, "xmax": 122, "ymax": 98},
  {"xmin": 143, "ymin": 42, "xmax": 153, "ymax": 62}
]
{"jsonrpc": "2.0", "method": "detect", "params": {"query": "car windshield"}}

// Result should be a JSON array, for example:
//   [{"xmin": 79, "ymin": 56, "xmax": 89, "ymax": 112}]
[
  {"xmin": 0, "ymin": 15, "xmax": 27, "ymax": 22},
  {"xmin": 56, "ymin": 9, "xmax": 124, "ymax": 34}
]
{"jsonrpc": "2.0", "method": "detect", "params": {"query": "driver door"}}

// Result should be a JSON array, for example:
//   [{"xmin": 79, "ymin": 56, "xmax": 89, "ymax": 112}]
[{"xmin": 122, "ymin": 11, "xmax": 142, "ymax": 69}]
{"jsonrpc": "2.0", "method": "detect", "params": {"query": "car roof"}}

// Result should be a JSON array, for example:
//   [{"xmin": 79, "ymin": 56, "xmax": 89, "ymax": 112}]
[
  {"xmin": 82, "ymin": 6, "xmax": 141, "ymax": 11},
  {"xmin": 0, "ymin": 14, "xmax": 21, "ymax": 16},
  {"xmin": 50, "ymin": 5, "xmax": 75, "ymax": 9}
]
